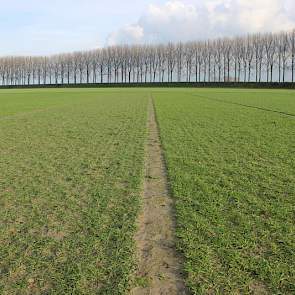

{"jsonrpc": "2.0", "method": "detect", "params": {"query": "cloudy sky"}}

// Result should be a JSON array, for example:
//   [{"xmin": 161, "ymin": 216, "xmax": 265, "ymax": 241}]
[{"xmin": 1, "ymin": 0, "xmax": 295, "ymax": 56}]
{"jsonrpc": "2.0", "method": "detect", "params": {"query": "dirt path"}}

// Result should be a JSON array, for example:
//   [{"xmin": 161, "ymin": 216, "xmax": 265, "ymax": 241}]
[{"xmin": 130, "ymin": 96, "xmax": 188, "ymax": 295}]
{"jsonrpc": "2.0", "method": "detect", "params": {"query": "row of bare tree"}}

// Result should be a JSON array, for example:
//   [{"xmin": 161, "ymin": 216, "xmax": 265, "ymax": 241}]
[{"xmin": 1, "ymin": 30, "xmax": 294, "ymax": 85}]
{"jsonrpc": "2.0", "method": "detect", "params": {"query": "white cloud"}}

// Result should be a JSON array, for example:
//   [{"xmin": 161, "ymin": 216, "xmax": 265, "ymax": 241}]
[
  {"xmin": 107, "ymin": 0, "xmax": 295, "ymax": 45},
  {"xmin": 108, "ymin": 25, "xmax": 144, "ymax": 46},
  {"xmin": 1, "ymin": 0, "xmax": 295, "ymax": 55}
]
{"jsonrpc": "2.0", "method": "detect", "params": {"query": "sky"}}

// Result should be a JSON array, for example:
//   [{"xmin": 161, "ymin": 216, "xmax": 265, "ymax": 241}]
[{"xmin": 1, "ymin": 0, "xmax": 295, "ymax": 56}]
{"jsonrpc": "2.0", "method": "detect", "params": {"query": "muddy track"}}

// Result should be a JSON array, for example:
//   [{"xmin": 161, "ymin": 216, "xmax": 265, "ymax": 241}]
[{"xmin": 130, "ymin": 96, "xmax": 188, "ymax": 295}]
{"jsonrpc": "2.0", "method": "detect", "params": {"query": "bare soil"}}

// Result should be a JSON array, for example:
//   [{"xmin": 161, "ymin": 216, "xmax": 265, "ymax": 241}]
[{"xmin": 130, "ymin": 97, "xmax": 188, "ymax": 295}]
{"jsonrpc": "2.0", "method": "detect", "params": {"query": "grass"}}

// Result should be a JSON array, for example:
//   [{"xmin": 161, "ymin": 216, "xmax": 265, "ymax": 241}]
[
  {"xmin": 0, "ymin": 89, "xmax": 148, "ymax": 294},
  {"xmin": 153, "ymin": 88, "xmax": 295, "ymax": 294},
  {"xmin": 0, "ymin": 87, "xmax": 294, "ymax": 294}
]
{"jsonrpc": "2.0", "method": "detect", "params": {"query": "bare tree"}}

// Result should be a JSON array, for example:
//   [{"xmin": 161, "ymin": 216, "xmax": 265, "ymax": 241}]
[
  {"xmin": 290, "ymin": 30, "xmax": 295, "ymax": 82},
  {"xmin": 167, "ymin": 43, "xmax": 176, "ymax": 82},
  {"xmin": 1, "ymin": 29, "xmax": 294, "ymax": 86}
]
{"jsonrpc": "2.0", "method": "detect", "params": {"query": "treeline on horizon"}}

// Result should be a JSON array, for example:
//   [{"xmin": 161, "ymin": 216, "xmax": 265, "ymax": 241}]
[{"xmin": 0, "ymin": 30, "xmax": 294, "ymax": 86}]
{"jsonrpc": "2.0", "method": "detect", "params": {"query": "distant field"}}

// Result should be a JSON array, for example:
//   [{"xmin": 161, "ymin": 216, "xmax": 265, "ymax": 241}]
[{"xmin": 0, "ymin": 88, "xmax": 294, "ymax": 294}]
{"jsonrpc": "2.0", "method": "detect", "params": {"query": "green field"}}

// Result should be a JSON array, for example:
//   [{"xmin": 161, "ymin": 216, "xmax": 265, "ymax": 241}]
[
  {"xmin": 0, "ymin": 90, "xmax": 148, "ymax": 294},
  {"xmin": 154, "ymin": 89, "xmax": 295, "ymax": 294},
  {"xmin": 0, "ymin": 88, "xmax": 294, "ymax": 294}
]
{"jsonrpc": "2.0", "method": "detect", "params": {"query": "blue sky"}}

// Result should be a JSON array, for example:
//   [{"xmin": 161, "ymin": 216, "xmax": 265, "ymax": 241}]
[
  {"xmin": 1, "ymin": 0, "xmax": 295, "ymax": 56},
  {"xmin": 0, "ymin": 0, "xmax": 166, "ymax": 55}
]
